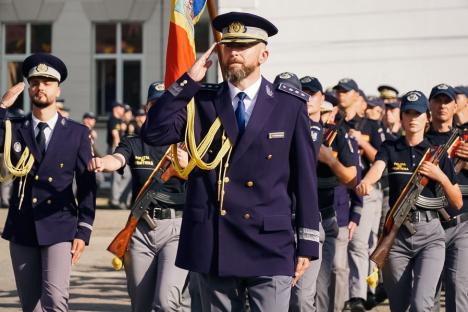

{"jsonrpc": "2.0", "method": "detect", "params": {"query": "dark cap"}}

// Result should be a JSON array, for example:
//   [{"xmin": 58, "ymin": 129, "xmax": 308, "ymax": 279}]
[
  {"xmin": 273, "ymin": 72, "xmax": 301, "ymax": 89},
  {"xmin": 324, "ymin": 91, "xmax": 338, "ymax": 106},
  {"xmin": 385, "ymin": 100, "xmax": 400, "ymax": 109},
  {"xmin": 82, "ymin": 112, "xmax": 96, "ymax": 119},
  {"xmin": 333, "ymin": 78, "xmax": 359, "ymax": 92},
  {"xmin": 367, "ymin": 96, "xmax": 385, "ymax": 108},
  {"xmin": 124, "ymin": 104, "xmax": 132, "ymax": 112},
  {"xmin": 300, "ymin": 76, "xmax": 323, "ymax": 94},
  {"xmin": 429, "ymin": 83, "xmax": 456, "ymax": 101},
  {"xmin": 135, "ymin": 108, "xmax": 146, "ymax": 117},
  {"xmin": 22, "ymin": 53, "xmax": 68, "ymax": 83},
  {"xmin": 112, "ymin": 101, "xmax": 125, "ymax": 109},
  {"xmin": 378, "ymin": 85, "xmax": 399, "ymax": 99},
  {"xmin": 147, "ymin": 81, "xmax": 165, "ymax": 102},
  {"xmin": 401, "ymin": 91, "xmax": 429, "ymax": 113},
  {"xmin": 213, "ymin": 12, "xmax": 278, "ymax": 44},
  {"xmin": 455, "ymin": 86, "xmax": 468, "ymax": 96}
]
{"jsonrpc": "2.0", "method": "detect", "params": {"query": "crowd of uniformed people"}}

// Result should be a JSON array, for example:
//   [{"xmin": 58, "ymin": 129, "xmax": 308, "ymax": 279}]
[{"xmin": 1, "ymin": 9, "xmax": 468, "ymax": 312}]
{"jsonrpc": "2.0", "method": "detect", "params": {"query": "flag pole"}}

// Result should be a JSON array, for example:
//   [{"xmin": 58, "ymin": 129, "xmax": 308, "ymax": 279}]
[{"xmin": 206, "ymin": 0, "xmax": 226, "ymax": 80}]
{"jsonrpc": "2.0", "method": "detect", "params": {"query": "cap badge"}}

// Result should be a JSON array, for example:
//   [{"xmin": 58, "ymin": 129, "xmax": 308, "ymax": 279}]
[
  {"xmin": 13, "ymin": 142, "xmax": 22, "ymax": 153},
  {"xmin": 279, "ymin": 72, "xmax": 292, "ymax": 79},
  {"xmin": 437, "ymin": 84, "xmax": 449, "ymax": 90},
  {"xmin": 301, "ymin": 77, "xmax": 312, "ymax": 83},
  {"xmin": 340, "ymin": 78, "xmax": 350, "ymax": 84},
  {"xmin": 36, "ymin": 63, "xmax": 48, "ymax": 73},
  {"xmin": 407, "ymin": 93, "xmax": 419, "ymax": 102},
  {"xmin": 228, "ymin": 21, "xmax": 246, "ymax": 34},
  {"xmin": 154, "ymin": 83, "xmax": 165, "ymax": 91}
]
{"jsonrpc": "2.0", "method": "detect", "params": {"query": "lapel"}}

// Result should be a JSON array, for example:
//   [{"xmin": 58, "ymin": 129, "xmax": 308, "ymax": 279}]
[
  {"xmin": 231, "ymin": 78, "xmax": 277, "ymax": 163},
  {"xmin": 213, "ymin": 82, "xmax": 239, "ymax": 144},
  {"xmin": 43, "ymin": 114, "xmax": 68, "ymax": 162},
  {"xmin": 18, "ymin": 114, "xmax": 43, "ymax": 162}
]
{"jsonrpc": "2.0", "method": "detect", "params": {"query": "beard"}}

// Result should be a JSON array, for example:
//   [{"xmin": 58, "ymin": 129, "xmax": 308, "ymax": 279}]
[
  {"xmin": 31, "ymin": 93, "xmax": 54, "ymax": 109},
  {"xmin": 223, "ymin": 63, "xmax": 256, "ymax": 84}
]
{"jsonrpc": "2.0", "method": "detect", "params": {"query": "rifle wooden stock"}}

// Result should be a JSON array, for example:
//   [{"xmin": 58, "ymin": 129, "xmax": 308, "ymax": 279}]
[
  {"xmin": 371, "ymin": 224, "xmax": 399, "ymax": 269},
  {"xmin": 107, "ymin": 215, "xmax": 139, "ymax": 258}
]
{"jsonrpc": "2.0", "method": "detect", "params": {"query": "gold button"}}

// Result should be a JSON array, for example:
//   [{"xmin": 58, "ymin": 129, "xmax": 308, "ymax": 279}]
[
  {"xmin": 47, "ymin": 200, "xmax": 52, "ymax": 204},
  {"xmin": 266, "ymin": 154, "xmax": 273, "ymax": 160},
  {"xmin": 48, "ymin": 177, "xmax": 53, "ymax": 182},
  {"xmin": 32, "ymin": 197, "xmax": 37, "ymax": 204},
  {"xmin": 35, "ymin": 175, "xmax": 39, "ymax": 180},
  {"xmin": 224, "ymin": 177, "xmax": 230, "ymax": 183},
  {"xmin": 246, "ymin": 181, "xmax": 254, "ymax": 188},
  {"xmin": 220, "ymin": 210, "xmax": 227, "ymax": 216},
  {"xmin": 243, "ymin": 213, "xmax": 251, "ymax": 220},
  {"xmin": 59, "ymin": 163, "xmax": 64, "ymax": 168}
]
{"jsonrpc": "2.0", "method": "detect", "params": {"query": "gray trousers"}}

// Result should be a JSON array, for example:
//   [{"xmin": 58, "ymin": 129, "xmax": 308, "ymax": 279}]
[
  {"xmin": 330, "ymin": 226, "xmax": 351, "ymax": 312},
  {"xmin": 434, "ymin": 220, "xmax": 468, "ymax": 311},
  {"xmin": 382, "ymin": 218, "xmax": 445, "ymax": 312},
  {"xmin": 348, "ymin": 186, "xmax": 382, "ymax": 300},
  {"xmin": 124, "ymin": 218, "xmax": 190, "ymax": 312},
  {"xmin": 110, "ymin": 166, "xmax": 132, "ymax": 207},
  {"xmin": 197, "ymin": 273, "xmax": 293, "ymax": 312},
  {"xmin": 9, "ymin": 241, "xmax": 72, "ymax": 312},
  {"xmin": 289, "ymin": 223, "xmax": 325, "ymax": 312}
]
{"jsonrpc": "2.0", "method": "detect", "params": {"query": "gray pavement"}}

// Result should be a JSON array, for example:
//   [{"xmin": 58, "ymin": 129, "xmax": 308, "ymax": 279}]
[{"xmin": 0, "ymin": 207, "xmax": 439, "ymax": 311}]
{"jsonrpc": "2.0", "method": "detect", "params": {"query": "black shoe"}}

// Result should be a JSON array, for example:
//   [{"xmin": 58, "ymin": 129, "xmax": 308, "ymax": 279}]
[
  {"xmin": 364, "ymin": 292, "xmax": 377, "ymax": 310},
  {"xmin": 349, "ymin": 297, "xmax": 366, "ymax": 312},
  {"xmin": 375, "ymin": 284, "xmax": 388, "ymax": 304}
]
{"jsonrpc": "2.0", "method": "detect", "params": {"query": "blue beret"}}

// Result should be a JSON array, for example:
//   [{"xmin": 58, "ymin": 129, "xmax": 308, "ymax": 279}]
[
  {"xmin": 213, "ymin": 12, "xmax": 278, "ymax": 44},
  {"xmin": 273, "ymin": 72, "xmax": 301, "ymax": 89},
  {"xmin": 429, "ymin": 83, "xmax": 456, "ymax": 101},
  {"xmin": 300, "ymin": 76, "xmax": 323, "ymax": 94},
  {"xmin": 22, "ymin": 53, "xmax": 68, "ymax": 83},
  {"xmin": 401, "ymin": 91, "xmax": 429, "ymax": 113},
  {"xmin": 147, "ymin": 81, "xmax": 165, "ymax": 101}
]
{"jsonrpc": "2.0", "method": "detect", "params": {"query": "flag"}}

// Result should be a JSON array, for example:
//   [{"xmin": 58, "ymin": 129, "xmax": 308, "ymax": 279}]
[{"xmin": 165, "ymin": 0, "xmax": 207, "ymax": 86}]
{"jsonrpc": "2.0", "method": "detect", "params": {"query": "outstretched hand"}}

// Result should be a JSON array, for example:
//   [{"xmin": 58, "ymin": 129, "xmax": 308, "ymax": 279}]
[
  {"xmin": 0, "ymin": 82, "xmax": 25, "ymax": 109},
  {"xmin": 187, "ymin": 43, "xmax": 218, "ymax": 82}
]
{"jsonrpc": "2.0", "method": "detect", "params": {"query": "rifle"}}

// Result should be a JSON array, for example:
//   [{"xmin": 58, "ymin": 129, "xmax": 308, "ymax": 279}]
[
  {"xmin": 107, "ymin": 145, "xmax": 183, "ymax": 269},
  {"xmin": 323, "ymin": 108, "xmax": 344, "ymax": 147},
  {"xmin": 370, "ymin": 129, "xmax": 460, "ymax": 269}
]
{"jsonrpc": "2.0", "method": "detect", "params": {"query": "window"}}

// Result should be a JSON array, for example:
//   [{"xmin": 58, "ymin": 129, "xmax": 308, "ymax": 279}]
[
  {"xmin": 94, "ymin": 23, "xmax": 143, "ymax": 116},
  {"xmin": 1, "ymin": 23, "xmax": 52, "ymax": 111}
]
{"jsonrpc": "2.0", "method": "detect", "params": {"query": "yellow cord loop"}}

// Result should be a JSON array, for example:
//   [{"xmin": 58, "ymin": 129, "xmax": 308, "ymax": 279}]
[{"xmin": 0, "ymin": 120, "xmax": 35, "ymax": 209}]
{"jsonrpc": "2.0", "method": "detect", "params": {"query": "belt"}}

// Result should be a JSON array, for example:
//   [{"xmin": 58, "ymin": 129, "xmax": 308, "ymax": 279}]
[
  {"xmin": 319, "ymin": 206, "xmax": 336, "ymax": 220},
  {"xmin": 441, "ymin": 212, "xmax": 468, "ymax": 230},
  {"xmin": 408, "ymin": 209, "xmax": 439, "ymax": 223},
  {"xmin": 148, "ymin": 207, "xmax": 183, "ymax": 220}
]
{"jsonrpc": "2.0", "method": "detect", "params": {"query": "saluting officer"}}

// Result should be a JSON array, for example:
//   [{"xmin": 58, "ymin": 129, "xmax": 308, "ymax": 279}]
[
  {"xmin": 0, "ymin": 53, "xmax": 96, "ymax": 311},
  {"xmin": 425, "ymin": 83, "xmax": 468, "ymax": 312},
  {"xmin": 142, "ymin": 11, "xmax": 320, "ymax": 312},
  {"xmin": 356, "ymin": 91, "xmax": 462, "ymax": 311},
  {"xmin": 88, "ymin": 82, "xmax": 190, "ymax": 311}
]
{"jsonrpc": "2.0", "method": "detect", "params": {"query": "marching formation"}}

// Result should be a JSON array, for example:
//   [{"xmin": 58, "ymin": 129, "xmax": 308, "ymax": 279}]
[{"xmin": 1, "ymin": 9, "xmax": 468, "ymax": 312}]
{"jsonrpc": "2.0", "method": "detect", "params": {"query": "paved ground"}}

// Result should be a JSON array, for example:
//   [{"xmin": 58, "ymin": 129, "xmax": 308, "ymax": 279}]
[{"xmin": 0, "ymin": 206, "xmax": 440, "ymax": 311}]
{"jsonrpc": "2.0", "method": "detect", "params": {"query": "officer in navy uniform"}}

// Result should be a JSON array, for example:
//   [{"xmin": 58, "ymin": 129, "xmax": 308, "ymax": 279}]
[
  {"xmin": 333, "ymin": 78, "xmax": 385, "ymax": 311},
  {"xmin": 425, "ymin": 83, "xmax": 468, "ymax": 312},
  {"xmin": 88, "ymin": 82, "xmax": 190, "ymax": 311},
  {"xmin": 142, "ymin": 12, "xmax": 320, "ymax": 312},
  {"xmin": 0, "ymin": 53, "xmax": 96, "ymax": 311},
  {"xmin": 356, "ymin": 90, "xmax": 462, "ymax": 311}
]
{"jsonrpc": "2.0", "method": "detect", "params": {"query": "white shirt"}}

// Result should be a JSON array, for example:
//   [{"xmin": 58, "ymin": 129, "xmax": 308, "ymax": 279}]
[
  {"xmin": 32, "ymin": 112, "xmax": 59, "ymax": 151},
  {"xmin": 228, "ymin": 77, "xmax": 262, "ymax": 127}
]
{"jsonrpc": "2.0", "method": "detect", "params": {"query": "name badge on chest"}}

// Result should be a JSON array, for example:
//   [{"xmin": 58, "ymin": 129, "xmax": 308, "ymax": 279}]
[{"xmin": 268, "ymin": 131, "xmax": 285, "ymax": 139}]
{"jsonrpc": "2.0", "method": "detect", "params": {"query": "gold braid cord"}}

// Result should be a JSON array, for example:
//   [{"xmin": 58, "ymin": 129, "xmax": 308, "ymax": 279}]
[
  {"xmin": 0, "ymin": 120, "xmax": 35, "ymax": 209},
  {"xmin": 170, "ymin": 99, "xmax": 233, "ymax": 214}
]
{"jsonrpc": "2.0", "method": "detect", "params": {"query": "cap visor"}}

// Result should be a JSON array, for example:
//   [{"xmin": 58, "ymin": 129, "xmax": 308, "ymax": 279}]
[{"xmin": 401, "ymin": 104, "xmax": 427, "ymax": 113}]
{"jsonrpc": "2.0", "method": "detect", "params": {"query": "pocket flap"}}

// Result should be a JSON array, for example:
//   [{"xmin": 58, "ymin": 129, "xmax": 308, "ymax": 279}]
[{"xmin": 263, "ymin": 215, "xmax": 291, "ymax": 231}]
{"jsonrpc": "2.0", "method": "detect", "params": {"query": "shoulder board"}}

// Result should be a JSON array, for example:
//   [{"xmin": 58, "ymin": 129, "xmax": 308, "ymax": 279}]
[
  {"xmin": 5, "ymin": 116, "xmax": 25, "ymax": 122},
  {"xmin": 201, "ymin": 83, "xmax": 221, "ymax": 91},
  {"xmin": 62, "ymin": 117, "xmax": 88, "ymax": 129},
  {"xmin": 277, "ymin": 83, "xmax": 309, "ymax": 102}
]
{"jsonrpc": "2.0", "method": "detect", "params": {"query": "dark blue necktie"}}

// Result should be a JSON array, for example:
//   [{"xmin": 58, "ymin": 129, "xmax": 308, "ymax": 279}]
[
  {"xmin": 235, "ymin": 92, "xmax": 247, "ymax": 135},
  {"xmin": 36, "ymin": 122, "xmax": 48, "ymax": 155}
]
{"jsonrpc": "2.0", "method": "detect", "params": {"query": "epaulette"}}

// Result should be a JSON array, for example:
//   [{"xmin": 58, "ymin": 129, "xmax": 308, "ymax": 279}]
[
  {"xmin": 277, "ymin": 83, "xmax": 309, "ymax": 102},
  {"xmin": 61, "ymin": 117, "xmax": 88, "ymax": 129},
  {"xmin": 201, "ymin": 83, "xmax": 221, "ymax": 91}
]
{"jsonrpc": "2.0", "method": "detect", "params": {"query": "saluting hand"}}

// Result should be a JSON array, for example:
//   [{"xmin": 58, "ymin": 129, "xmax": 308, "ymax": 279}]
[
  {"xmin": 71, "ymin": 238, "xmax": 85, "ymax": 265},
  {"xmin": 87, "ymin": 157, "xmax": 105, "ymax": 172},
  {"xmin": 355, "ymin": 180, "xmax": 373, "ymax": 196},
  {"xmin": 0, "ymin": 82, "xmax": 25, "ymax": 109},
  {"xmin": 292, "ymin": 256, "xmax": 310, "ymax": 287},
  {"xmin": 187, "ymin": 43, "xmax": 217, "ymax": 82}
]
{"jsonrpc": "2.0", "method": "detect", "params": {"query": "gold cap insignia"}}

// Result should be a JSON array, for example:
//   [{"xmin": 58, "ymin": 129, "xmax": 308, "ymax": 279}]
[
  {"xmin": 407, "ymin": 93, "xmax": 419, "ymax": 102},
  {"xmin": 228, "ymin": 21, "xmax": 246, "ymax": 34},
  {"xmin": 36, "ymin": 63, "xmax": 48, "ymax": 73},
  {"xmin": 154, "ymin": 83, "xmax": 165, "ymax": 91}
]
